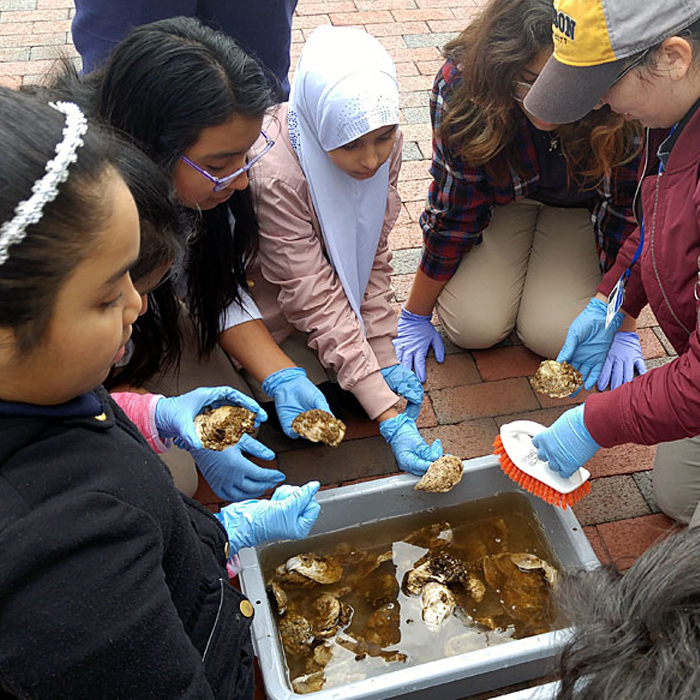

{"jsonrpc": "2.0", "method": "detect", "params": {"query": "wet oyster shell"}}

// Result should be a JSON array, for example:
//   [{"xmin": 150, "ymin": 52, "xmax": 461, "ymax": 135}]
[
  {"xmin": 285, "ymin": 552, "xmax": 343, "ymax": 584},
  {"xmin": 530, "ymin": 360, "xmax": 583, "ymax": 399},
  {"xmin": 194, "ymin": 405, "xmax": 256, "ymax": 450},
  {"xmin": 420, "ymin": 581, "xmax": 456, "ymax": 631},
  {"xmin": 414, "ymin": 454, "xmax": 463, "ymax": 493},
  {"xmin": 279, "ymin": 613, "xmax": 314, "ymax": 657},
  {"xmin": 291, "ymin": 409, "xmax": 347, "ymax": 447}
]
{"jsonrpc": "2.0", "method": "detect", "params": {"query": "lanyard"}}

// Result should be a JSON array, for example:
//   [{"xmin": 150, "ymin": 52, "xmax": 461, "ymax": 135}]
[{"xmin": 605, "ymin": 123, "xmax": 678, "ymax": 328}]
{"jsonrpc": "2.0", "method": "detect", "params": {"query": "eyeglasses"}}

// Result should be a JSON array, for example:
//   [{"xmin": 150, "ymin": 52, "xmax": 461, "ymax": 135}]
[
  {"xmin": 180, "ymin": 129, "xmax": 275, "ymax": 192},
  {"xmin": 512, "ymin": 80, "xmax": 534, "ymax": 103},
  {"xmin": 611, "ymin": 49, "xmax": 650, "ymax": 86}
]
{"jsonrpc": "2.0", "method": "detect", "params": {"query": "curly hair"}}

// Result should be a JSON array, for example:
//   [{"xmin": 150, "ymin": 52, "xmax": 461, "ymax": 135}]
[{"xmin": 441, "ymin": 0, "xmax": 641, "ymax": 186}]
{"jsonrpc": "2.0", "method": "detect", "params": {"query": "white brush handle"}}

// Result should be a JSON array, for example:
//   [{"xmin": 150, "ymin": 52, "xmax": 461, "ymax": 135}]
[{"xmin": 500, "ymin": 420, "xmax": 590, "ymax": 495}]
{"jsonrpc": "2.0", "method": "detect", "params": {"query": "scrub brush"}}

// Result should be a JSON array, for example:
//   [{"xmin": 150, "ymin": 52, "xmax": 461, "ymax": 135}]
[{"xmin": 493, "ymin": 420, "xmax": 591, "ymax": 509}]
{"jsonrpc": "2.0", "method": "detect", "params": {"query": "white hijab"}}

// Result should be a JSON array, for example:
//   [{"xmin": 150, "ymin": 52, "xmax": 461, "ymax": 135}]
[{"xmin": 288, "ymin": 25, "xmax": 400, "ymax": 325}]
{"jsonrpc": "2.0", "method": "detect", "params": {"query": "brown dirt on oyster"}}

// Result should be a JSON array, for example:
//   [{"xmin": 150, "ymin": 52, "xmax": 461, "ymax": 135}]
[
  {"xmin": 415, "ymin": 454, "xmax": 463, "ymax": 493},
  {"xmin": 194, "ymin": 405, "xmax": 256, "ymax": 450},
  {"xmin": 291, "ymin": 409, "xmax": 346, "ymax": 447},
  {"xmin": 530, "ymin": 360, "xmax": 583, "ymax": 399}
]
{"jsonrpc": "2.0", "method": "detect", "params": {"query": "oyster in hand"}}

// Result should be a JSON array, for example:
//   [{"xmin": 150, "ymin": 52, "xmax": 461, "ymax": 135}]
[
  {"xmin": 194, "ymin": 405, "xmax": 256, "ymax": 450},
  {"xmin": 415, "ymin": 454, "xmax": 463, "ymax": 493},
  {"xmin": 291, "ymin": 409, "xmax": 346, "ymax": 447},
  {"xmin": 530, "ymin": 360, "xmax": 583, "ymax": 399}
]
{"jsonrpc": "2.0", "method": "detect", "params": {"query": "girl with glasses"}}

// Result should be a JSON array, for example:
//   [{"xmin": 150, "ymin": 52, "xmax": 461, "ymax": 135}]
[
  {"xmin": 247, "ymin": 26, "xmax": 443, "ymax": 477},
  {"xmin": 392, "ymin": 0, "xmax": 643, "ymax": 390},
  {"xmin": 49, "ymin": 17, "xmax": 335, "ymax": 498}
]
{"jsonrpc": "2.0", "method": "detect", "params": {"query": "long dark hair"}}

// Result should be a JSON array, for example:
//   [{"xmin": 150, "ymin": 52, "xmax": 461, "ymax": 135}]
[
  {"xmin": 52, "ymin": 17, "xmax": 278, "ymax": 355},
  {"xmin": 441, "ymin": 0, "xmax": 641, "ymax": 185},
  {"xmin": 0, "ymin": 88, "xmax": 118, "ymax": 352},
  {"xmin": 105, "ymin": 146, "xmax": 191, "ymax": 389}
]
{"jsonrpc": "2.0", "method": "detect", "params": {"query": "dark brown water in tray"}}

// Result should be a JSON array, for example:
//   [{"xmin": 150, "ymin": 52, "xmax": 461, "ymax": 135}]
[{"xmin": 260, "ymin": 491, "xmax": 563, "ymax": 694}]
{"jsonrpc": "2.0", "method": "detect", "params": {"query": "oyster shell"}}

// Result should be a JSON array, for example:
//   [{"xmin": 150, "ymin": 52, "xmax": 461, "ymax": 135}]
[
  {"xmin": 403, "ymin": 552, "xmax": 468, "ymax": 595},
  {"xmin": 530, "ymin": 360, "xmax": 583, "ymax": 399},
  {"xmin": 285, "ymin": 552, "xmax": 343, "ymax": 584},
  {"xmin": 193, "ymin": 405, "xmax": 256, "ymax": 450},
  {"xmin": 267, "ymin": 580, "xmax": 288, "ymax": 615},
  {"xmin": 402, "ymin": 521, "xmax": 453, "ymax": 549},
  {"xmin": 312, "ymin": 593, "xmax": 352, "ymax": 638},
  {"xmin": 420, "ymin": 581, "xmax": 456, "ymax": 631},
  {"xmin": 279, "ymin": 613, "xmax": 314, "ymax": 657},
  {"xmin": 414, "ymin": 454, "xmax": 463, "ymax": 493},
  {"xmin": 291, "ymin": 409, "xmax": 347, "ymax": 447}
]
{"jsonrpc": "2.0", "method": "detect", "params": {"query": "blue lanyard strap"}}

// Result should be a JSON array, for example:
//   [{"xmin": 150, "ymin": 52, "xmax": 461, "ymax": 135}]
[{"xmin": 621, "ymin": 122, "xmax": 678, "ymax": 284}]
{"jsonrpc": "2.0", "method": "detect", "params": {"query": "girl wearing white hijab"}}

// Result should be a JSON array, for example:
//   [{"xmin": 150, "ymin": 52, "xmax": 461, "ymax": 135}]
[{"xmin": 248, "ymin": 25, "xmax": 442, "ymax": 476}]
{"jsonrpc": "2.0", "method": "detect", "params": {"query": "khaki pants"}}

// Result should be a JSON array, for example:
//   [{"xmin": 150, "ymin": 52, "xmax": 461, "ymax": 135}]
[
  {"xmin": 436, "ymin": 198, "xmax": 602, "ymax": 359},
  {"xmin": 653, "ymin": 435, "xmax": 700, "ymax": 527}
]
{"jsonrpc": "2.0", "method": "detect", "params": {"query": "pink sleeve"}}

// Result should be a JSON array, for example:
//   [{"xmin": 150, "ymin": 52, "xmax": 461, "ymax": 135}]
[{"xmin": 110, "ymin": 392, "xmax": 172, "ymax": 454}]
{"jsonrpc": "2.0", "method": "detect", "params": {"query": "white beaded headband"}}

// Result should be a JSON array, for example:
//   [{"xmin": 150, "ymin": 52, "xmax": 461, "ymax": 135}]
[{"xmin": 0, "ymin": 100, "xmax": 88, "ymax": 266}]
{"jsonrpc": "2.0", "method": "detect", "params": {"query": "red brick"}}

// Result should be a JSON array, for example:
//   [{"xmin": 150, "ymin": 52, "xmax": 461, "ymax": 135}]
[
  {"xmin": 391, "ymin": 8, "xmax": 455, "ymax": 21},
  {"xmin": 416, "ymin": 58, "xmax": 444, "ymax": 75},
  {"xmin": 416, "ymin": 0, "xmax": 477, "ymax": 7},
  {"xmin": 342, "ymin": 415, "xmax": 380, "ymax": 441},
  {"xmin": 291, "ymin": 28, "xmax": 304, "ymax": 43},
  {"xmin": 398, "ymin": 158, "xmax": 431, "ymax": 180},
  {"xmin": 356, "ymin": 0, "xmax": 419, "ymax": 9},
  {"xmin": 295, "ymin": 2, "xmax": 355, "ymax": 15},
  {"xmin": 330, "ymin": 10, "xmax": 394, "ymax": 25},
  {"xmin": 398, "ymin": 74, "xmax": 435, "ymax": 91},
  {"xmin": 36, "ymin": 0, "xmax": 73, "ymax": 8},
  {"xmin": 0, "ymin": 9, "xmax": 69, "ymax": 22},
  {"xmin": 0, "ymin": 74, "xmax": 21, "ymax": 88},
  {"xmin": 399, "ymin": 122, "xmax": 433, "ymax": 141},
  {"xmin": 365, "ymin": 20, "xmax": 429, "ymax": 36},
  {"xmin": 636, "ymin": 304, "xmax": 657, "ymax": 328},
  {"xmin": 596, "ymin": 513, "xmax": 680, "ymax": 570},
  {"xmin": 293, "ymin": 13, "xmax": 331, "ymax": 29},
  {"xmin": 427, "ymin": 18, "xmax": 472, "ymax": 32},
  {"xmin": 0, "ymin": 20, "xmax": 33, "ymax": 34},
  {"xmin": 397, "ymin": 177, "xmax": 431, "ymax": 202},
  {"xmin": 421, "ymin": 417, "xmax": 499, "ymax": 459},
  {"xmin": 405, "ymin": 200, "xmax": 426, "ymax": 221},
  {"xmin": 0, "ymin": 57, "xmax": 54, "ymax": 75},
  {"xmin": 376, "ymin": 34, "xmax": 409, "ymax": 50},
  {"xmin": 395, "ymin": 204, "xmax": 413, "ymax": 226},
  {"xmin": 638, "ymin": 326, "xmax": 666, "ymax": 360},
  {"xmin": 535, "ymin": 386, "xmax": 591, "ymax": 410},
  {"xmin": 31, "ymin": 18, "xmax": 71, "ymax": 33},
  {"xmin": 431, "ymin": 378, "xmax": 540, "ymax": 423},
  {"xmin": 583, "ymin": 525, "xmax": 611, "ymax": 565},
  {"xmin": 423, "ymin": 352, "xmax": 481, "ymax": 390},
  {"xmin": 387, "ymin": 45, "xmax": 442, "ymax": 62},
  {"xmin": 389, "ymin": 223, "xmax": 422, "ymax": 249},
  {"xmin": 395, "ymin": 60, "xmax": 419, "ymax": 77},
  {"xmin": 473, "ymin": 345, "xmax": 543, "ymax": 382},
  {"xmin": 586, "ymin": 443, "xmax": 656, "ymax": 478}
]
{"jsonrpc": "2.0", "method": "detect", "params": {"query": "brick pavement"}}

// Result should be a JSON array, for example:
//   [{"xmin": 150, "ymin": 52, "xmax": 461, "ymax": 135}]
[{"xmin": 0, "ymin": 0, "xmax": 680, "ymax": 574}]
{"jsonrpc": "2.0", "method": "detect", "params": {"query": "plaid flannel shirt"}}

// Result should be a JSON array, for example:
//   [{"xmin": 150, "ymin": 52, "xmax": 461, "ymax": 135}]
[{"xmin": 419, "ymin": 59, "xmax": 640, "ymax": 281}]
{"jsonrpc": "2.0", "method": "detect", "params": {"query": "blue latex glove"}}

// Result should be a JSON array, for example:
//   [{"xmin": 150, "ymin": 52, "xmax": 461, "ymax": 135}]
[
  {"xmin": 155, "ymin": 386, "xmax": 266, "ymax": 451},
  {"xmin": 393, "ymin": 306, "xmax": 445, "ymax": 383},
  {"xmin": 379, "ymin": 412, "xmax": 443, "ymax": 476},
  {"xmin": 189, "ymin": 436, "xmax": 283, "ymax": 501},
  {"xmin": 531, "ymin": 404, "xmax": 600, "ymax": 479},
  {"xmin": 262, "ymin": 367, "xmax": 332, "ymax": 440},
  {"xmin": 215, "ymin": 480, "xmax": 321, "ymax": 552},
  {"xmin": 557, "ymin": 298, "xmax": 625, "ymax": 391},
  {"xmin": 380, "ymin": 364, "xmax": 424, "ymax": 419},
  {"xmin": 597, "ymin": 331, "xmax": 647, "ymax": 391}
]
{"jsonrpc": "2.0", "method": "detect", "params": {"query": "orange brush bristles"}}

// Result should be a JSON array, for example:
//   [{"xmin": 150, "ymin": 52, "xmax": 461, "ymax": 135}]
[{"xmin": 493, "ymin": 435, "xmax": 590, "ymax": 509}]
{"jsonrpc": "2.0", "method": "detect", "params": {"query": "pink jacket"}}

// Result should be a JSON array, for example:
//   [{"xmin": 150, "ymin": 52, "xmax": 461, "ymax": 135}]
[
  {"xmin": 586, "ymin": 107, "xmax": 700, "ymax": 447},
  {"xmin": 248, "ymin": 104, "xmax": 403, "ymax": 419},
  {"xmin": 110, "ymin": 392, "xmax": 170, "ymax": 454}
]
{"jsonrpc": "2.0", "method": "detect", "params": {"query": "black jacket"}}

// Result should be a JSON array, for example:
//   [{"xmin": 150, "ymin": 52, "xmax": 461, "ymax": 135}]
[{"xmin": 0, "ymin": 387, "xmax": 254, "ymax": 699}]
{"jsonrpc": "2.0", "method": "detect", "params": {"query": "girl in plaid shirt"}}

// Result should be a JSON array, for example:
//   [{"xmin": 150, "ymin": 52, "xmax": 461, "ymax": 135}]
[{"xmin": 394, "ymin": 0, "xmax": 642, "ymax": 384}]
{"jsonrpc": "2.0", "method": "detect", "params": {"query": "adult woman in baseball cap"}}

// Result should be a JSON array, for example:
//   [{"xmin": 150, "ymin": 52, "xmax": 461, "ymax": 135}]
[{"xmin": 526, "ymin": 0, "xmax": 700, "ymax": 527}]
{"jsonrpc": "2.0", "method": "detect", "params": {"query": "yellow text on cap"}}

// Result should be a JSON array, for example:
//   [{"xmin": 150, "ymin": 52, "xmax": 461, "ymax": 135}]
[{"xmin": 553, "ymin": 0, "xmax": 615, "ymax": 67}]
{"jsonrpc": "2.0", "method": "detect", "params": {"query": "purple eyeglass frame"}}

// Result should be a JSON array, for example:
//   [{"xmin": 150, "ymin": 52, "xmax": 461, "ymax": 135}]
[{"xmin": 180, "ymin": 129, "xmax": 275, "ymax": 192}]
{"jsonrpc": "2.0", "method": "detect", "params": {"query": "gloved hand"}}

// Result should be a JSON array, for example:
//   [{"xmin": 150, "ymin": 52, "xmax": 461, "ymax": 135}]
[
  {"xmin": 155, "ymin": 386, "xmax": 265, "ymax": 451},
  {"xmin": 557, "ymin": 298, "xmax": 625, "ymax": 391},
  {"xmin": 215, "ymin": 481, "xmax": 321, "ymax": 552},
  {"xmin": 379, "ymin": 412, "xmax": 443, "ymax": 476},
  {"xmin": 190, "ymin": 436, "xmax": 283, "ymax": 501},
  {"xmin": 262, "ymin": 367, "xmax": 332, "ymax": 440},
  {"xmin": 531, "ymin": 404, "xmax": 600, "ymax": 479},
  {"xmin": 393, "ymin": 306, "xmax": 445, "ymax": 383},
  {"xmin": 380, "ymin": 364, "xmax": 424, "ymax": 419},
  {"xmin": 597, "ymin": 331, "xmax": 647, "ymax": 391}
]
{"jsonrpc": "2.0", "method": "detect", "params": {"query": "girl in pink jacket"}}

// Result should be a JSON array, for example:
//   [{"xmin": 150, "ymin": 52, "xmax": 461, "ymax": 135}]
[{"xmin": 248, "ymin": 26, "xmax": 442, "ymax": 476}]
